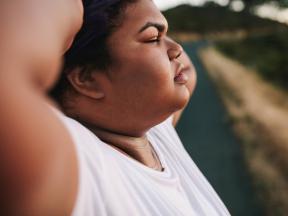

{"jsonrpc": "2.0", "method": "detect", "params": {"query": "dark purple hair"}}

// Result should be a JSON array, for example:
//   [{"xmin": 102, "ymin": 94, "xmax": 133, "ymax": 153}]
[
  {"xmin": 66, "ymin": 0, "xmax": 121, "ymax": 62},
  {"xmin": 50, "ymin": 0, "xmax": 137, "ymax": 101}
]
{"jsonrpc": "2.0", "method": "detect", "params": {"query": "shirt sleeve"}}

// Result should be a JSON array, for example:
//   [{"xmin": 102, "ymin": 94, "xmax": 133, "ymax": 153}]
[{"xmin": 51, "ymin": 110, "xmax": 107, "ymax": 216}]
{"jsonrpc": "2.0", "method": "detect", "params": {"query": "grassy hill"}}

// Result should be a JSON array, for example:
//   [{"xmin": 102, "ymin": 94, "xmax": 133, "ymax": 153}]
[{"xmin": 163, "ymin": 4, "xmax": 287, "ymax": 34}]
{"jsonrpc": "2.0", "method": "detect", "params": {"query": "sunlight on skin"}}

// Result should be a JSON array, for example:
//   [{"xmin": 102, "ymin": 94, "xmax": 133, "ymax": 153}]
[
  {"xmin": 172, "ymin": 50, "xmax": 197, "ymax": 126},
  {"xmin": 178, "ymin": 50, "xmax": 197, "ymax": 96}
]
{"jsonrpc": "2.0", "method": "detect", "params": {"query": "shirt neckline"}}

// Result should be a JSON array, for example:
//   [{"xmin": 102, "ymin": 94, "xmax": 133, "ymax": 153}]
[{"xmin": 100, "ymin": 132, "xmax": 171, "ymax": 177}]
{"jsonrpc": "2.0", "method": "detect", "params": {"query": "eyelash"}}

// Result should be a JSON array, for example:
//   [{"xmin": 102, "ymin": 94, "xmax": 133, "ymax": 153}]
[{"xmin": 147, "ymin": 37, "xmax": 161, "ymax": 43}]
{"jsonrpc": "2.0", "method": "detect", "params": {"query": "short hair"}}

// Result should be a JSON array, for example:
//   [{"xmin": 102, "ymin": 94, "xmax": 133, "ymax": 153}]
[{"xmin": 50, "ymin": 0, "xmax": 137, "ymax": 102}]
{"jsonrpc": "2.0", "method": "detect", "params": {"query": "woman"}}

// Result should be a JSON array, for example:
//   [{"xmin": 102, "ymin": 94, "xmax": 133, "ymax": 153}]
[
  {"xmin": 0, "ymin": 0, "xmax": 84, "ymax": 214},
  {"xmin": 51, "ymin": 0, "xmax": 230, "ymax": 215}
]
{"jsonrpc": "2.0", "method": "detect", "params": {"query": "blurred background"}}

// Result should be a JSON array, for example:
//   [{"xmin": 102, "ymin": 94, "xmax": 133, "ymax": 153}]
[{"xmin": 154, "ymin": 0, "xmax": 288, "ymax": 215}]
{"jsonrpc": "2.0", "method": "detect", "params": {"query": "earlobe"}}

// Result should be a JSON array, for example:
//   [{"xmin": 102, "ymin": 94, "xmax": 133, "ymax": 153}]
[{"xmin": 66, "ymin": 67, "xmax": 105, "ymax": 100}]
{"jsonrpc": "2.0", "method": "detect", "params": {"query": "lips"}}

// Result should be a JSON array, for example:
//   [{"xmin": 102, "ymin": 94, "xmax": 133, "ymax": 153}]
[{"xmin": 174, "ymin": 64, "xmax": 189, "ymax": 84}]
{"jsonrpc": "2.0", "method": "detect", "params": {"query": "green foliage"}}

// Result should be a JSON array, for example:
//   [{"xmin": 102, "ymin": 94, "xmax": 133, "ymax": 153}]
[
  {"xmin": 216, "ymin": 31, "xmax": 288, "ymax": 90},
  {"xmin": 163, "ymin": 4, "xmax": 285, "ymax": 34}
]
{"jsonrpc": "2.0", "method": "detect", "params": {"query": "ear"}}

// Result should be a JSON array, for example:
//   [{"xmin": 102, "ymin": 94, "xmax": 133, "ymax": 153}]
[{"xmin": 66, "ymin": 67, "xmax": 105, "ymax": 100}]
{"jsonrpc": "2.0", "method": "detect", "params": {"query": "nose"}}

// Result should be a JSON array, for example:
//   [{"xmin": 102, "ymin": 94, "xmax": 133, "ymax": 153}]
[{"xmin": 166, "ymin": 38, "xmax": 183, "ymax": 61}]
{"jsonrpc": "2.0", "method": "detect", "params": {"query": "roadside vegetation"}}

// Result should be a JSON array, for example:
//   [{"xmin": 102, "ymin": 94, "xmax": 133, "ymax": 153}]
[
  {"xmin": 200, "ymin": 47, "xmax": 288, "ymax": 216},
  {"xmin": 216, "ymin": 31, "xmax": 288, "ymax": 91}
]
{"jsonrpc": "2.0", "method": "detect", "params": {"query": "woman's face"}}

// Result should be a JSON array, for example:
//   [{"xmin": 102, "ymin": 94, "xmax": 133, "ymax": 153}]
[{"xmin": 102, "ymin": 0, "xmax": 191, "ymax": 129}]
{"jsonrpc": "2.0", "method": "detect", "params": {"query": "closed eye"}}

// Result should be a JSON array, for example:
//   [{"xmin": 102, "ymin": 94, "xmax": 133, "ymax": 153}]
[{"xmin": 146, "ymin": 36, "xmax": 161, "ymax": 43}]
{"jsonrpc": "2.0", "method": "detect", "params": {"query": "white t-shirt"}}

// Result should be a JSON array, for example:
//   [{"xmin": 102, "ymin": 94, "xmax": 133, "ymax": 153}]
[{"xmin": 57, "ymin": 112, "xmax": 230, "ymax": 216}]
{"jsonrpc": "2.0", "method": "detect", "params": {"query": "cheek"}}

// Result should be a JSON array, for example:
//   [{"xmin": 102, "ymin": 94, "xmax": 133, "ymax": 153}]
[
  {"xmin": 111, "ymin": 62, "xmax": 173, "ymax": 111},
  {"xmin": 129, "ymin": 57, "xmax": 173, "ymax": 92},
  {"xmin": 110, "ymin": 45, "xmax": 176, "ymax": 103},
  {"xmin": 133, "ymin": 48, "xmax": 172, "ymax": 80},
  {"xmin": 114, "ymin": 47, "xmax": 171, "ymax": 81}
]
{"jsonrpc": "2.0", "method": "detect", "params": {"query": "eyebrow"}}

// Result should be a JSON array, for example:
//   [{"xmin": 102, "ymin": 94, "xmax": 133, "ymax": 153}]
[{"xmin": 138, "ymin": 22, "xmax": 166, "ymax": 33}]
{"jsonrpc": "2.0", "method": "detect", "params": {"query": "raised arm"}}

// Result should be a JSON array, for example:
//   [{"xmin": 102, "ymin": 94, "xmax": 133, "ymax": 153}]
[{"xmin": 0, "ymin": 1, "xmax": 82, "ymax": 215}]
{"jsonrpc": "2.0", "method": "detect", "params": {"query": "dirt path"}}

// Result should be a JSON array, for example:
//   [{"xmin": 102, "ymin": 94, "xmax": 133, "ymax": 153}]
[
  {"xmin": 199, "ymin": 46, "xmax": 288, "ymax": 215},
  {"xmin": 177, "ymin": 42, "xmax": 262, "ymax": 216}
]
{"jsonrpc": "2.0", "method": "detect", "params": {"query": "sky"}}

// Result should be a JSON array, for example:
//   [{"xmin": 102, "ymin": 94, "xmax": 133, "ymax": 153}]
[
  {"xmin": 154, "ymin": 0, "xmax": 288, "ymax": 24},
  {"xmin": 256, "ymin": 3, "xmax": 288, "ymax": 24},
  {"xmin": 154, "ymin": 0, "xmax": 229, "ymax": 10}
]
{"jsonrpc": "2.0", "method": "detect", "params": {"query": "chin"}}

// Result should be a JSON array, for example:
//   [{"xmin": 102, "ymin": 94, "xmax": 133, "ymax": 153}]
[{"xmin": 174, "ymin": 85, "xmax": 190, "ymax": 109}]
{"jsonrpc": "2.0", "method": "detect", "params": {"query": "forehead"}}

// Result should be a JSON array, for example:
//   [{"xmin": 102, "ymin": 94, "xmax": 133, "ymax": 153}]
[{"xmin": 120, "ymin": 0, "xmax": 168, "ymax": 32}]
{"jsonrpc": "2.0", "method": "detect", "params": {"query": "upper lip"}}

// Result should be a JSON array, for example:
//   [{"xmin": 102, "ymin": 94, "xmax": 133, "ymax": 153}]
[{"xmin": 174, "ymin": 62, "xmax": 185, "ymax": 78}]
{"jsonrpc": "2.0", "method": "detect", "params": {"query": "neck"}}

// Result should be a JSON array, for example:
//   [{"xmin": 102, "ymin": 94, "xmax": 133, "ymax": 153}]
[{"xmin": 88, "ymin": 125, "xmax": 163, "ymax": 171}]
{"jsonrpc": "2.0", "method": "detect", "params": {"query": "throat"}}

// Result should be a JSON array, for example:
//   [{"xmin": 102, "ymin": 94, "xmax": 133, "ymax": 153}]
[{"xmin": 90, "ymin": 127, "xmax": 163, "ymax": 171}]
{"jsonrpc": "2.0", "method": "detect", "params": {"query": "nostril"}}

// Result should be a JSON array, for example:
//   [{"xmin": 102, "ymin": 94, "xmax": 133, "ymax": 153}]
[
  {"xmin": 168, "ymin": 48, "xmax": 182, "ymax": 61},
  {"xmin": 177, "ymin": 45, "xmax": 183, "ymax": 58},
  {"xmin": 175, "ymin": 51, "xmax": 182, "ymax": 59}
]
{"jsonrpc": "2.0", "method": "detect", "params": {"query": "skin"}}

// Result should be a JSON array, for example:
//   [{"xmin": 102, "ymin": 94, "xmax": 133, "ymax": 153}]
[
  {"xmin": 0, "ymin": 0, "xmax": 83, "ymax": 215},
  {"xmin": 172, "ymin": 48, "xmax": 197, "ymax": 126},
  {"xmin": 62, "ymin": 0, "xmax": 196, "ymax": 170}
]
